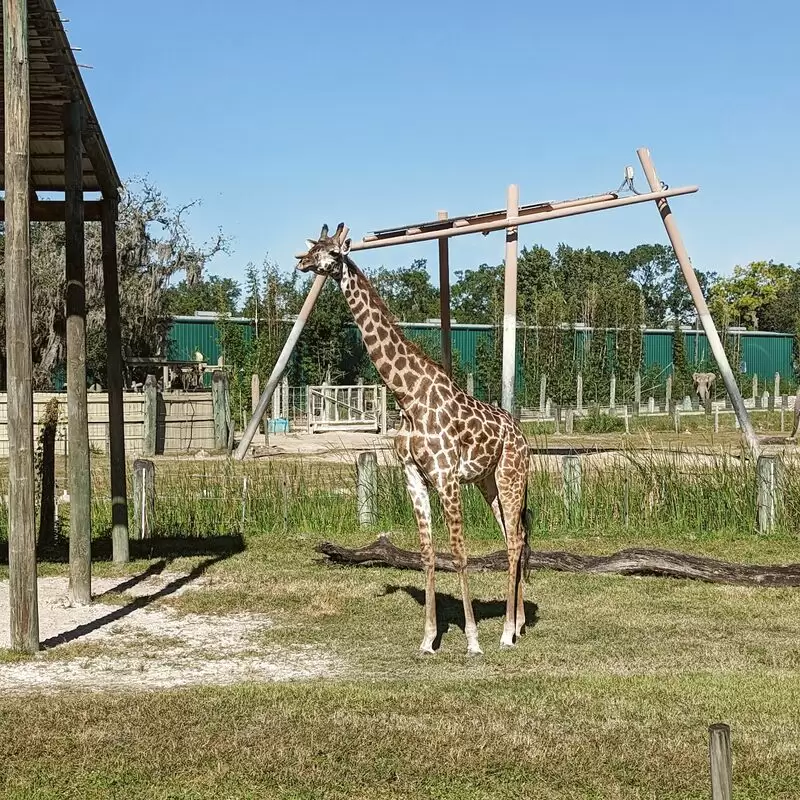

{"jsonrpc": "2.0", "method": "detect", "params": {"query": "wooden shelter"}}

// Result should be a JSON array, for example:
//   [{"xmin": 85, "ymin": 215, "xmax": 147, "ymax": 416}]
[{"xmin": 3, "ymin": 0, "xmax": 128, "ymax": 653}]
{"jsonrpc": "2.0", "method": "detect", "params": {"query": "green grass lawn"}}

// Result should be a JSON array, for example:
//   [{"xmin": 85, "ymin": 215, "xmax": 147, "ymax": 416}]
[{"xmin": 2, "ymin": 519, "xmax": 800, "ymax": 799}]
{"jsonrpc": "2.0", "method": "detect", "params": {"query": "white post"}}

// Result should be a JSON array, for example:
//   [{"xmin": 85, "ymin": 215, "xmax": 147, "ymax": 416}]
[
  {"xmin": 576, "ymin": 373, "xmax": 583, "ymax": 413},
  {"xmin": 609, "ymin": 373, "xmax": 616, "ymax": 413},
  {"xmin": 500, "ymin": 184, "xmax": 519, "ymax": 414}
]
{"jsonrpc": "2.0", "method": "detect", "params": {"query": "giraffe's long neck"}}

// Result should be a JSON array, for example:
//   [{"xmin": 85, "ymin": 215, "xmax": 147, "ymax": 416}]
[{"xmin": 338, "ymin": 258, "xmax": 450, "ymax": 409}]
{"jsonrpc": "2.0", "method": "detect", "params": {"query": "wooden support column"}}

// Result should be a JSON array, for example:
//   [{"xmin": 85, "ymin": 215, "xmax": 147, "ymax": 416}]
[
  {"xmin": 101, "ymin": 198, "xmax": 129, "ymax": 563},
  {"xmin": 501, "ymin": 185, "xmax": 519, "ymax": 414},
  {"xmin": 65, "ymin": 99, "xmax": 92, "ymax": 606},
  {"xmin": 437, "ymin": 210, "xmax": 452, "ymax": 377},
  {"xmin": 4, "ymin": 0, "xmax": 40, "ymax": 652}
]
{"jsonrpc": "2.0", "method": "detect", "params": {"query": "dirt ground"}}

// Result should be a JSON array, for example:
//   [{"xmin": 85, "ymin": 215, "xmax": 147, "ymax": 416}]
[{"xmin": 0, "ymin": 571, "xmax": 342, "ymax": 694}]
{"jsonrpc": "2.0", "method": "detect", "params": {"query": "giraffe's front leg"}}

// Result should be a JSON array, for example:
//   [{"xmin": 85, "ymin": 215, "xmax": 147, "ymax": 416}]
[{"xmin": 403, "ymin": 463, "xmax": 437, "ymax": 654}]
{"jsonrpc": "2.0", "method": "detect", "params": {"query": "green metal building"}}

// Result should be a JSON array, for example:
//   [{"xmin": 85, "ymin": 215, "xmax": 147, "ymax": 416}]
[{"xmin": 167, "ymin": 315, "xmax": 794, "ymax": 378}]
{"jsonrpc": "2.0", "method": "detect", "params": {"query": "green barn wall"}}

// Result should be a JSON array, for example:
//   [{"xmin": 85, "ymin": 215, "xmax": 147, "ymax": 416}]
[{"xmin": 163, "ymin": 318, "xmax": 796, "ymax": 391}]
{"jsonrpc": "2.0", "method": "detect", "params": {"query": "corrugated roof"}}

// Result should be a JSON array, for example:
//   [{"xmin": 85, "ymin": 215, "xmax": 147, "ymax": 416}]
[{"xmin": 0, "ymin": 0, "xmax": 120, "ymax": 195}]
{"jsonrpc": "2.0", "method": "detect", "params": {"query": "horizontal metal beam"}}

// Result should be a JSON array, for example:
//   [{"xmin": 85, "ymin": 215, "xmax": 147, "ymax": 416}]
[
  {"xmin": 0, "ymin": 200, "xmax": 103, "ymax": 222},
  {"xmin": 349, "ymin": 185, "xmax": 698, "ymax": 252}
]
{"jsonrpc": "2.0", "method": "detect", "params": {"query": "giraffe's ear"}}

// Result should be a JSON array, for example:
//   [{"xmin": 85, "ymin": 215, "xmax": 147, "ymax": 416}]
[
  {"xmin": 342, "ymin": 238, "xmax": 352, "ymax": 255},
  {"xmin": 305, "ymin": 239, "xmax": 316, "ymax": 251}
]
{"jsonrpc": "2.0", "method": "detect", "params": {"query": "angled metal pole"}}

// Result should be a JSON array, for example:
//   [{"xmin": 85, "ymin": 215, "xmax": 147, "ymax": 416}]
[
  {"xmin": 234, "ymin": 273, "xmax": 327, "ymax": 460},
  {"xmin": 636, "ymin": 147, "xmax": 760, "ymax": 460}
]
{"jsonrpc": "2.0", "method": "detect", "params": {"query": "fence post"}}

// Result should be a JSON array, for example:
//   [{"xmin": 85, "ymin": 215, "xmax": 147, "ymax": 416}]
[
  {"xmin": 562, "ymin": 455, "xmax": 581, "ymax": 520},
  {"xmin": 272, "ymin": 381, "xmax": 281, "ymax": 420},
  {"xmin": 623, "ymin": 404, "xmax": 630, "ymax": 434},
  {"xmin": 553, "ymin": 405, "xmax": 561, "ymax": 434},
  {"xmin": 633, "ymin": 371, "xmax": 641, "ymax": 415},
  {"xmin": 714, "ymin": 409, "xmax": 720, "ymax": 433},
  {"xmin": 37, "ymin": 398, "xmax": 59, "ymax": 551},
  {"xmin": 780, "ymin": 407, "xmax": 785, "ymax": 433},
  {"xmin": 565, "ymin": 408, "xmax": 574, "ymax": 435},
  {"xmin": 132, "ymin": 458, "xmax": 155, "ymax": 540},
  {"xmin": 466, "ymin": 372, "xmax": 475, "ymax": 396},
  {"xmin": 357, "ymin": 377, "xmax": 365, "ymax": 411},
  {"xmin": 357, "ymin": 451, "xmax": 378, "ymax": 528},
  {"xmin": 765, "ymin": 390, "xmax": 773, "ymax": 412},
  {"xmin": 665, "ymin": 374, "xmax": 672, "ymax": 413},
  {"xmin": 142, "ymin": 374, "xmax": 158, "ymax": 457},
  {"xmin": 757, "ymin": 454, "xmax": 782, "ymax": 535},
  {"xmin": 609, "ymin": 373, "xmax": 616, "ymax": 414},
  {"xmin": 648, "ymin": 396, "xmax": 655, "ymax": 414},
  {"xmin": 774, "ymin": 372, "xmax": 781, "ymax": 405},
  {"xmin": 576, "ymin": 373, "xmax": 583, "ymax": 413},
  {"xmin": 709, "ymin": 723, "xmax": 732, "ymax": 800},
  {"xmin": 282, "ymin": 374, "xmax": 290, "ymax": 420},
  {"xmin": 212, "ymin": 370, "xmax": 229, "ymax": 450},
  {"xmin": 380, "ymin": 386, "xmax": 388, "ymax": 434},
  {"xmin": 674, "ymin": 406, "xmax": 680, "ymax": 434},
  {"xmin": 752, "ymin": 374, "xmax": 758, "ymax": 402},
  {"xmin": 251, "ymin": 373, "xmax": 260, "ymax": 423},
  {"xmin": 539, "ymin": 374, "xmax": 547, "ymax": 414}
]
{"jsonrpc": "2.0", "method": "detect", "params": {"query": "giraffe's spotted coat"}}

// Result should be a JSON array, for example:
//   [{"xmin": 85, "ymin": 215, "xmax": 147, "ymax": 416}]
[{"xmin": 297, "ymin": 224, "xmax": 531, "ymax": 654}]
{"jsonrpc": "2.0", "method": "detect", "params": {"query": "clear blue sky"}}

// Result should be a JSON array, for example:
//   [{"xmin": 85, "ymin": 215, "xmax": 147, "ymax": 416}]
[{"xmin": 70, "ymin": 0, "xmax": 800, "ymax": 288}]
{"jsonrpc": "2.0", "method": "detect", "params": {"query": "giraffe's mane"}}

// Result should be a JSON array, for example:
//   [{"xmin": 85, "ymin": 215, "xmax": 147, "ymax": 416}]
[{"xmin": 345, "ymin": 257, "xmax": 452, "ymax": 382}]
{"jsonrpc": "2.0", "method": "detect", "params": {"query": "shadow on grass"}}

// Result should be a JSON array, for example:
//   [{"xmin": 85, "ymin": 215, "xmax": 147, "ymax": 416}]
[
  {"xmin": 0, "ymin": 532, "xmax": 246, "ymax": 566},
  {"xmin": 383, "ymin": 584, "xmax": 539, "ymax": 650}
]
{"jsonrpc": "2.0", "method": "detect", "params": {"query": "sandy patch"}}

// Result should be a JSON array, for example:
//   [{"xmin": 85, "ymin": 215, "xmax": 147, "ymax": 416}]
[{"xmin": 0, "ymin": 572, "xmax": 342, "ymax": 694}]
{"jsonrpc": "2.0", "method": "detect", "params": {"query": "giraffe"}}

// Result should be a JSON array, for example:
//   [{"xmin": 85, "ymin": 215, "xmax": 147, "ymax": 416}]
[{"xmin": 297, "ymin": 223, "xmax": 531, "ymax": 655}]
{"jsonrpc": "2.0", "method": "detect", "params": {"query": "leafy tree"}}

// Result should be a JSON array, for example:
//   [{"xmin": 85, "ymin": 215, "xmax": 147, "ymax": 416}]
[
  {"xmin": 164, "ymin": 275, "xmax": 241, "ymax": 317},
  {"xmin": 709, "ymin": 260, "xmax": 794, "ymax": 329},
  {"xmin": 368, "ymin": 259, "xmax": 440, "ymax": 322},
  {"xmin": 451, "ymin": 263, "xmax": 504, "ymax": 325},
  {"xmin": 0, "ymin": 178, "xmax": 229, "ymax": 389}
]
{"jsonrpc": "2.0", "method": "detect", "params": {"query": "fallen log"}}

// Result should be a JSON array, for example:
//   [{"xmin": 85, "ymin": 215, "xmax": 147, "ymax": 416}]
[{"xmin": 315, "ymin": 535, "xmax": 800, "ymax": 587}]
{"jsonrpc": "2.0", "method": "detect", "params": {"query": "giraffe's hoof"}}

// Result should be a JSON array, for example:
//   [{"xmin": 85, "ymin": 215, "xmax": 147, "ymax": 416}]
[
  {"xmin": 500, "ymin": 633, "xmax": 517, "ymax": 649},
  {"xmin": 466, "ymin": 645, "xmax": 484, "ymax": 657},
  {"xmin": 418, "ymin": 644, "xmax": 437, "ymax": 656}
]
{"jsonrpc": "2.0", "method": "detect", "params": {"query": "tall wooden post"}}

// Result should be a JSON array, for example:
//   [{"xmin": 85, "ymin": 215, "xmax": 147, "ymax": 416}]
[
  {"xmin": 101, "ymin": 199, "xmax": 129, "ymax": 563},
  {"xmin": 65, "ymin": 99, "xmax": 92, "ymax": 606},
  {"xmin": 437, "ymin": 210, "xmax": 452, "ymax": 377},
  {"xmin": 4, "ymin": 0, "xmax": 40, "ymax": 652},
  {"xmin": 501, "ymin": 185, "xmax": 519, "ymax": 414}
]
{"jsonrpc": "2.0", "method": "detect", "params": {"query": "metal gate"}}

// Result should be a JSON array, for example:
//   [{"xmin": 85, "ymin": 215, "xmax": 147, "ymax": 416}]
[{"xmin": 306, "ymin": 384, "xmax": 387, "ymax": 433}]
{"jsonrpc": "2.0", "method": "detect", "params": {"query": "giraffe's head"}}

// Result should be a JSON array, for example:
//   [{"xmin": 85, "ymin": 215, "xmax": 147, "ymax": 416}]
[{"xmin": 295, "ymin": 223, "xmax": 352, "ymax": 281}]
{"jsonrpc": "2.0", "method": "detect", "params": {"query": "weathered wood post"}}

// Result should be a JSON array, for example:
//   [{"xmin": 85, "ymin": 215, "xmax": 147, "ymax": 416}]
[
  {"xmin": 576, "ymin": 373, "xmax": 583, "ymax": 413},
  {"xmin": 709, "ymin": 723, "xmax": 732, "ymax": 800},
  {"xmin": 132, "ymin": 458, "xmax": 155, "ymax": 540},
  {"xmin": 142, "ymin": 374, "xmax": 158, "ymax": 457},
  {"xmin": 466, "ymin": 372, "xmax": 474, "ymax": 396},
  {"xmin": 380, "ymin": 385, "xmax": 388, "ymax": 434},
  {"xmin": 553, "ymin": 405, "xmax": 561, "ymax": 434},
  {"xmin": 65, "ymin": 99, "xmax": 92, "ymax": 607},
  {"xmin": 5, "ymin": 0, "xmax": 40, "ymax": 652},
  {"xmin": 539, "ymin": 374, "xmax": 547, "ymax": 414},
  {"xmin": 633, "ymin": 371, "xmax": 641, "ymax": 415},
  {"xmin": 623, "ymin": 404, "xmax": 630, "ymax": 434},
  {"xmin": 674, "ymin": 406, "xmax": 681, "ymax": 434},
  {"xmin": 714, "ymin": 409, "xmax": 720, "ymax": 433},
  {"xmin": 756, "ymin": 454, "xmax": 782, "ymax": 536},
  {"xmin": 357, "ymin": 376, "xmax": 365, "ymax": 410},
  {"xmin": 765, "ymin": 390, "xmax": 773, "ymax": 413},
  {"xmin": 665, "ymin": 374, "xmax": 673, "ymax": 413},
  {"xmin": 101, "ymin": 199, "xmax": 129, "ymax": 564},
  {"xmin": 271, "ymin": 380, "xmax": 280, "ymax": 420},
  {"xmin": 212, "ymin": 370, "xmax": 230, "ymax": 450},
  {"xmin": 774, "ymin": 372, "xmax": 781, "ymax": 405},
  {"xmin": 565, "ymin": 408, "xmax": 574, "ymax": 435},
  {"xmin": 752, "ymin": 374, "xmax": 758, "ymax": 402},
  {"xmin": 562, "ymin": 455, "xmax": 581, "ymax": 521},
  {"xmin": 37, "ymin": 398, "xmax": 60, "ymax": 552},
  {"xmin": 357, "ymin": 451, "xmax": 378, "ymax": 528},
  {"xmin": 647, "ymin": 396, "xmax": 655, "ymax": 414}
]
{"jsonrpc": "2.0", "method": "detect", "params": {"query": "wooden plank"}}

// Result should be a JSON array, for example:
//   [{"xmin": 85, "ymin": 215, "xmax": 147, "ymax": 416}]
[
  {"xmin": 709, "ymin": 723, "xmax": 732, "ymax": 800},
  {"xmin": 437, "ymin": 210, "xmax": 452, "ymax": 376},
  {"xmin": 64, "ymin": 98, "xmax": 92, "ymax": 606},
  {"xmin": 101, "ymin": 199, "xmax": 129, "ymax": 563},
  {"xmin": 0, "ymin": 199, "xmax": 104, "ymax": 221},
  {"xmin": 4, "ymin": 0, "xmax": 40, "ymax": 652}
]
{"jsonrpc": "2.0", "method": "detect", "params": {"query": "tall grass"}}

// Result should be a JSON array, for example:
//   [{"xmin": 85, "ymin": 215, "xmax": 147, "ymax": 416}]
[{"xmin": 1, "ymin": 445, "xmax": 796, "ymax": 548}]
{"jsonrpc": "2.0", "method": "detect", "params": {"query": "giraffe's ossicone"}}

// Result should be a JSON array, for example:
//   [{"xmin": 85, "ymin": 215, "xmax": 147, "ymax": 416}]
[{"xmin": 297, "ymin": 223, "xmax": 532, "ymax": 654}]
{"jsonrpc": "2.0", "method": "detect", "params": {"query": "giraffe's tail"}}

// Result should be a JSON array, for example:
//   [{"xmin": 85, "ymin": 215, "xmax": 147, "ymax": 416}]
[{"xmin": 521, "ymin": 481, "xmax": 533, "ymax": 583}]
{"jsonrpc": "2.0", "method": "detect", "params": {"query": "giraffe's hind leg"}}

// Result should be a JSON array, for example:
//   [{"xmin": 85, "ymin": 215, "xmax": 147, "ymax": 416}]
[
  {"xmin": 435, "ymin": 475, "xmax": 482, "ymax": 655},
  {"xmin": 480, "ymin": 461, "xmax": 528, "ymax": 648}
]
